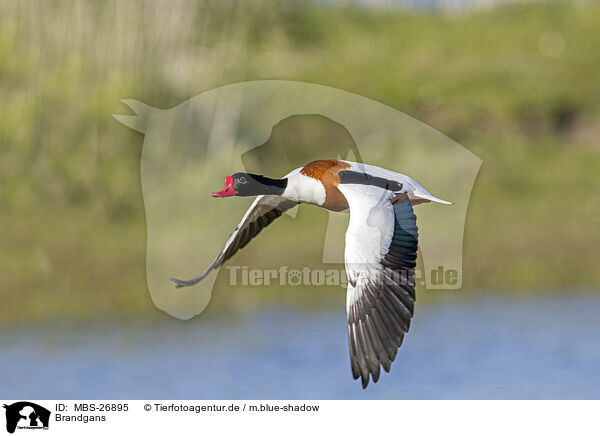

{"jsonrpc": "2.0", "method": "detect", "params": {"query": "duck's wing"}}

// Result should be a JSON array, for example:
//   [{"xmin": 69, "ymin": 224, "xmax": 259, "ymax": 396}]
[
  {"xmin": 170, "ymin": 168, "xmax": 302, "ymax": 288},
  {"xmin": 337, "ymin": 183, "xmax": 418, "ymax": 389},
  {"xmin": 341, "ymin": 161, "xmax": 452, "ymax": 205}
]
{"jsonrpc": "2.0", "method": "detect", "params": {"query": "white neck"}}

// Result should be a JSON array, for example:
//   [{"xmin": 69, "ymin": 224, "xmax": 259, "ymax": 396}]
[{"xmin": 282, "ymin": 173, "xmax": 326, "ymax": 205}]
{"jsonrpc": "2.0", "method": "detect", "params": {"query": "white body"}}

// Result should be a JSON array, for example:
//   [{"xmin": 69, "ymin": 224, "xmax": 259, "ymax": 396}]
[
  {"xmin": 281, "ymin": 160, "xmax": 451, "ymax": 206},
  {"xmin": 282, "ymin": 171, "xmax": 327, "ymax": 205}
]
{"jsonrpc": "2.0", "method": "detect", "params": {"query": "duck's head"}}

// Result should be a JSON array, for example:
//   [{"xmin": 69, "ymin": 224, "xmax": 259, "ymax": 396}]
[{"xmin": 211, "ymin": 173, "xmax": 287, "ymax": 198}]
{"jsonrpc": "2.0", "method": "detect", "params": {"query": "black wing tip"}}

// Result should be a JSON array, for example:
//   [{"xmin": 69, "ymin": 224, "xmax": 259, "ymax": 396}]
[
  {"xmin": 361, "ymin": 372, "xmax": 385, "ymax": 389},
  {"xmin": 361, "ymin": 375, "xmax": 369, "ymax": 389},
  {"xmin": 169, "ymin": 277, "xmax": 192, "ymax": 288}
]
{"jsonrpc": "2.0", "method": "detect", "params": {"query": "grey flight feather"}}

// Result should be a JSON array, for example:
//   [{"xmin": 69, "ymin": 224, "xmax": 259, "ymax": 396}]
[
  {"xmin": 170, "ymin": 195, "xmax": 298, "ymax": 288},
  {"xmin": 346, "ymin": 196, "xmax": 418, "ymax": 388}
]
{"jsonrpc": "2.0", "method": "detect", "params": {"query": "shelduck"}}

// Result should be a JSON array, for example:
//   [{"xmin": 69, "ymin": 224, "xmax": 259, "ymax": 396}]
[{"xmin": 171, "ymin": 159, "xmax": 452, "ymax": 388}]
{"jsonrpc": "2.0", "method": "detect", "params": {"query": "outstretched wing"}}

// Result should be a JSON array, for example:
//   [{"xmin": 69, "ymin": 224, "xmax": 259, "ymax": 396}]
[
  {"xmin": 337, "ymin": 183, "xmax": 418, "ymax": 389},
  {"xmin": 342, "ymin": 161, "xmax": 452, "ymax": 204},
  {"xmin": 170, "ymin": 168, "xmax": 302, "ymax": 288}
]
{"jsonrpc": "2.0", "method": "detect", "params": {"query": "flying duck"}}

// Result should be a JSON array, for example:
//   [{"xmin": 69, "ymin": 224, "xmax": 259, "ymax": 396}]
[{"xmin": 171, "ymin": 159, "xmax": 451, "ymax": 388}]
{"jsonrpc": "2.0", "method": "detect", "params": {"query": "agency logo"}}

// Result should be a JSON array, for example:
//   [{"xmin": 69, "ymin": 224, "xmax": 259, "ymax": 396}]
[
  {"xmin": 3, "ymin": 402, "xmax": 50, "ymax": 434},
  {"xmin": 114, "ymin": 80, "xmax": 481, "ymax": 320}
]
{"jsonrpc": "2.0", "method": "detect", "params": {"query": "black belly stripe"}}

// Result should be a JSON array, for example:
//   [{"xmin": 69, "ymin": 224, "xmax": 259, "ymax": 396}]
[{"xmin": 338, "ymin": 170, "xmax": 403, "ymax": 191}]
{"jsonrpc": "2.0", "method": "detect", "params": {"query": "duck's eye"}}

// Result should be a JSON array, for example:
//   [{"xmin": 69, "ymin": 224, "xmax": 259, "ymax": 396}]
[{"xmin": 238, "ymin": 176, "xmax": 246, "ymax": 183}]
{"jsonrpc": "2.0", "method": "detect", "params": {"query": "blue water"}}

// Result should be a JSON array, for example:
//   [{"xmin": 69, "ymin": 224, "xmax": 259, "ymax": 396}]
[{"xmin": 1, "ymin": 294, "xmax": 598, "ymax": 399}]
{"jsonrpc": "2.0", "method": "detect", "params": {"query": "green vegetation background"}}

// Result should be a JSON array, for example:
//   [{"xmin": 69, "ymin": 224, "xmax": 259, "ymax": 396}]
[{"xmin": 1, "ymin": 1, "xmax": 599, "ymax": 325}]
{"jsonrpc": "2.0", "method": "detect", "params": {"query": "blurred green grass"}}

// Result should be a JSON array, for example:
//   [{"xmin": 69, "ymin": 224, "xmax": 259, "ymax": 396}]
[{"xmin": 1, "ymin": 0, "xmax": 599, "ymax": 325}]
